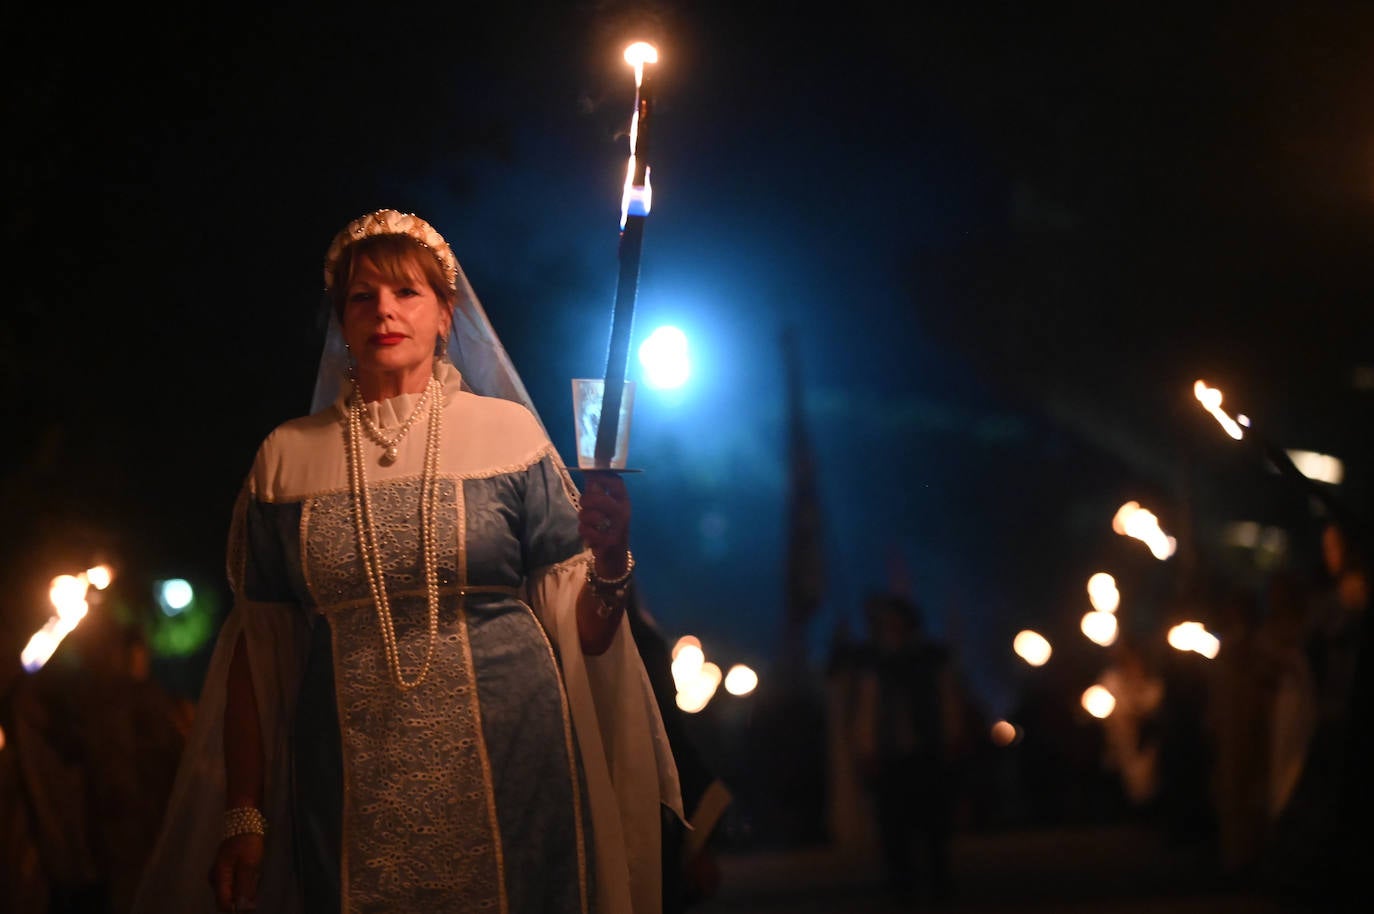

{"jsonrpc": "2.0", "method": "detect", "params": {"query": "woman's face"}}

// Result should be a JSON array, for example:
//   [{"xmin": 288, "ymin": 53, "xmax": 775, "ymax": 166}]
[{"xmin": 342, "ymin": 255, "xmax": 451, "ymax": 395}]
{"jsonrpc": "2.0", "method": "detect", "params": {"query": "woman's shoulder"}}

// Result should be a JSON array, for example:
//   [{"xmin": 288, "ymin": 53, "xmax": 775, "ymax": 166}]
[
  {"xmin": 259, "ymin": 406, "xmax": 342, "ymax": 458},
  {"xmin": 448, "ymin": 389, "xmax": 543, "ymax": 434},
  {"xmin": 246, "ymin": 407, "xmax": 344, "ymax": 501},
  {"xmin": 443, "ymin": 390, "xmax": 558, "ymax": 475}
]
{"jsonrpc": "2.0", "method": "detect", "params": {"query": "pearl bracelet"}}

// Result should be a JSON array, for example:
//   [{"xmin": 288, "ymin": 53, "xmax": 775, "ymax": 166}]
[
  {"xmin": 587, "ymin": 550, "xmax": 635, "ymax": 588},
  {"xmin": 586, "ymin": 551, "xmax": 634, "ymax": 618},
  {"xmin": 223, "ymin": 806, "xmax": 267, "ymax": 841}
]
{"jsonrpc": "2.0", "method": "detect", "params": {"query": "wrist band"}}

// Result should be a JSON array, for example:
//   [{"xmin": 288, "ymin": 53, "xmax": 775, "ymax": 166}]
[
  {"xmin": 588, "ymin": 550, "xmax": 635, "ymax": 588},
  {"xmin": 586, "ymin": 551, "xmax": 634, "ymax": 618},
  {"xmin": 223, "ymin": 806, "xmax": 268, "ymax": 840}
]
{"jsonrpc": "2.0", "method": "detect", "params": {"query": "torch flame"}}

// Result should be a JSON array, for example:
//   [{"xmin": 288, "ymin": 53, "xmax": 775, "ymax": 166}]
[
  {"xmin": 624, "ymin": 42, "xmax": 659, "ymax": 85},
  {"xmin": 619, "ymin": 42, "xmax": 657, "ymax": 229},
  {"xmin": 1193, "ymin": 380, "xmax": 1244, "ymax": 440},
  {"xmin": 1167, "ymin": 621, "xmax": 1221, "ymax": 659},
  {"xmin": 86, "ymin": 564, "xmax": 113, "ymax": 590},
  {"xmin": 723, "ymin": 664, "xmax": 758, "ymax": 696},
  {"xmin": 1081, "ymin": 610, "xmax": 1119, "ymax": 647},
  {"xmin": 1082, "ymin": 684, "xmax": 1117, "ymax": 719},
  {"xmin": 21, "ymin": 567, "xmax": 113, "ymax": 673},
  {"xmin": 1112, "ymin": 501, "xmax": 1177, "ymax": 560},
  {"xmin": 1087, "ymin": 572, "xmax": 1120, "ymax": 613},
  {"xmin": 1013, "ymin": 630, "xmax": 1052, "ymax": 666}
]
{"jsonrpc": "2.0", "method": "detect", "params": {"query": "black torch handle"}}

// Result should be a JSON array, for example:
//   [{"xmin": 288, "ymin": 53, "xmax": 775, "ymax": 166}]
[{"xmin": 594, "ymin": 68, "xmax": 653, "ymax": 465}]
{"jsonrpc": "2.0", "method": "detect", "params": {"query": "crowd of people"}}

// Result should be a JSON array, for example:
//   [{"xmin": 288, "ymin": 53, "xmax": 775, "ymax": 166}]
[
  {"xmin": 1018, "ymin": 519, "xmax": 1369, "ymax": 904},
  {"xmin": 815, "ymin": 515, "xmax": 1369, "ymax": 910}
]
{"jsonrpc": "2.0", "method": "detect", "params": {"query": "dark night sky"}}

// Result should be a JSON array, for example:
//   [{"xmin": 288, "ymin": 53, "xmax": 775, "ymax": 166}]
[{"xmin": 4, "ymin": 2, "xmax": 1372, "ymax": 712}]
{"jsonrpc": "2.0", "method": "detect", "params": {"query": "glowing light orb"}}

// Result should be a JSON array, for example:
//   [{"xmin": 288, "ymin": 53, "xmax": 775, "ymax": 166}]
[
  {"xmin": 1013, "ymin": 630, "xmax": 1052, "ymax": 667},
  {"xmin": 723, "ymin": 664, "xmax": 758, "ymax": 696},
  {"xmin": 1167, "ymin": 621, "xmax": 1221, "ymax": 659},
  {"xmin": 85, "ymin": 565, "xmax": 114, "ymax": 590},
  {"xmin": 671, "ymin": 635, "xmax": 702, "ymax": 659},
  {"xmin": 638, "ymin": 326, "xmax": 690, "ymax": 389},
  {"xmin": 50, "ymin": 575, "xmax": 87, "ymax": 614},
  {"xmin": 1081, "ymin": 610, "xmax": 1119, "ymax": 647},
  {"xmin": 1082, "ymin": 685, "xmax": 1117, "ymax": 719},
  {"xmin": 158, "ymin": 578, "xmax": 194, "ymax": 616},
  {"xmin": 624, "ymin": 42, "xmax": 659, "ymax": 68},
  {"xmin": 676, "ymin": 661, "xmax": 722, "ymax": 714},
  {"xmin": 1087, "ymin": 572, "xmax": 1120, "ymax": 613},
  {"xmin": 1113, "ymin": 501, "xmax": 1177, "ymax": 560},
  {"xmin": 671, "ymin": 640, "xmax": 705, "ymax": 692},
  {"xmin": 990, "ymin": 720, "xmax": 1020, "ymax": 747},
  {"xmin": 1286, "ymin": 449, "xmax": 1344, "ymax": 485}
]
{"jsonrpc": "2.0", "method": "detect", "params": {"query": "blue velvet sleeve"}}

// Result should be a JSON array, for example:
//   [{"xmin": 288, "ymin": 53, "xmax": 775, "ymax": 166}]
[{"xmin": 519, "ymin": 454, "xmax": 584, "ymax": 573}]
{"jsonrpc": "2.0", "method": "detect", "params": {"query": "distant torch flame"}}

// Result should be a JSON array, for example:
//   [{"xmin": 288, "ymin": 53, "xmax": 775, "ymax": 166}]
[
  {"xmin": 1013, "ymin": 630, "xmax": 1052, "ymax": 667},
  {"xmin": 1087, "ymin": 572, "xmax": 1120, "ymax": 613},
  {"xmin": 990, "ymin": 720, "xmax": 1020, "ymax": 747},
  {"xmin": 86, "ymin": 564, "xmax": 113, "ymax": 591},
  {"xmin": 671, "ymin": 638, "xmax": 705, "ymax": 691},
  {"xmin": 1167, "ymin": 621, "xmax": 1220, "ymax": 659},
  {"xmin": 1193, "ymin": 380, "xmax": 1244, "ymax": 440},
  {"xmin": 671, "ymin": 635, "xmax": 750, "ymax": 711},
  {"xmin": 1285, "ymin": 449, "xmax": 1344, "ymax": 485},
  {"xmin": 1113, "ymin": 501, "xmax": 1177, "ymax": 560},
  {"xmin": 21, "ymin": 566, "xmax": 113, "ymax": 673},
  {"xmin": 677, "ymin": 662, "xmax": 722, "ymax": 713},
  {"xmin": 1082, "ymin": 684, "xmax": 1117, "ymax": 719},
  {"xmin": 723, "ymin": 664, "xmax": 758, "ymax": 696},
  {"xmin": 1081, "ymin": 610, "xmax": 1119, "ymax": 647}
]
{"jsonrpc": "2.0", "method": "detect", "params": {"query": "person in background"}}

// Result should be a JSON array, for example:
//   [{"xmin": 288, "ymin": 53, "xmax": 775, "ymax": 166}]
[
  {"xmin": 853, "ymin": 592, "xmax": 962, "ymax": 906},
  {"xmin": 1, "ymin": 615, "xmax": 186, "ymax": 914},
  {"xmin": 1097, "ymin": 634, "xmax": 1164, "ymax": 817},
  {"xmin": 1207, "ymin": 588, "xmax": 1272, "ymax": 876}
]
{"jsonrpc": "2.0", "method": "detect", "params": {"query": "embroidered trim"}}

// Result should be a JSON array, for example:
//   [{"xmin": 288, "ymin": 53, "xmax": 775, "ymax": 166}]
[
  {"xmin": 328, "ymin": 618, "xmax": 354, "ymax": 911},
  {"xmin": 313, "ymin": 585, "xmax": 516, "ymax": 615},
  {"xmin": 537, "ymin": 551, "xmax": 594, "ymax": 581},
  {"xmin": 452, "ymin": 463, "xmax": 510, "ymax": 914},
  {"xmin": 252, "ymin": 443, "xmax": 567, "ymax": 503},
  {"xmin": 448, "ymin": 441, "xmax": 559, "ymax": 481},
  {"xmin": 299, "ymin": 496, "xmax": 317, "ymax": 611}
]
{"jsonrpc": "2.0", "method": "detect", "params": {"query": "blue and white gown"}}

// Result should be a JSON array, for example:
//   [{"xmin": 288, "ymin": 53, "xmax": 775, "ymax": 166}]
[{"xmin": 132, "ymin": 363, "xmax": 681, "ymax": 914}]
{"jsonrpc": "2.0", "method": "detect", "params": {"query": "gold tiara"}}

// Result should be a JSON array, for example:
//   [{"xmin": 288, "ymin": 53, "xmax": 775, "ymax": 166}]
[{"xmin": 323, "ymin": 209, "xmax": 458, "ymax": 292}]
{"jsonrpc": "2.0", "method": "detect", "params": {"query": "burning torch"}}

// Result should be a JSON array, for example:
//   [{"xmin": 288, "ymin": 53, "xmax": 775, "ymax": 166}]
[
  {"xmin": 1192, "ymin": 379, "xmax": 1352, "ymax": 528},
  {"xmin": 592, "ymin": 41, "xmax": 658, "ymax": 468}
]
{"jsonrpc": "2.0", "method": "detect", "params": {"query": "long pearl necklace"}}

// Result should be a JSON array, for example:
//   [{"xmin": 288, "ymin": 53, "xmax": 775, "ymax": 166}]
[
  {"xmin": 345, "ymin": 374, "xmax": 443, "ymax": 691},
  {"xmin": 356, "ymin": 380, "xmax": 435, "ymax": 465}
]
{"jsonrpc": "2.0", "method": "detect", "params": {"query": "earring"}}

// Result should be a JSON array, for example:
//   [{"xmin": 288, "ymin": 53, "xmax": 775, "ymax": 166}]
[
  {"xmin": 345, "ymin": 342, "xmax": 357, "ymax": 381},
  {"xmin": 434, "ymin": 335, "xmax": 449, "ymax": 359}
]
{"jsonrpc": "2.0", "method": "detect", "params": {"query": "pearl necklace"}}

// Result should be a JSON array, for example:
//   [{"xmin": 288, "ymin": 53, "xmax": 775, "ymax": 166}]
[
  {"xmin": 356, "ymin": 380, "xmax": 435, "ymax": 465},
  {"xmin": 345, "ymin": 374, "xmax": 443, "ymax": 691}
]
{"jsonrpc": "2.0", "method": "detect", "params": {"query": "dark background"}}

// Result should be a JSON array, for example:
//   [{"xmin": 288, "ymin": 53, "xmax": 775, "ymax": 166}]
[{"xmin": 4, "ymin": 1, "xmax": 1371, "ymax": 717}]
